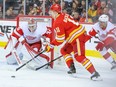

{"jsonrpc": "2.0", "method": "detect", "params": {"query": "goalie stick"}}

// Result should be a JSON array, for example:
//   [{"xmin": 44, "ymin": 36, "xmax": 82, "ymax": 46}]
[
  {"xmin": 35, "ymin": 55, "xmax": 62, "ymax": 71},
  {"xmin": 5, "ymin": 31, "xmax": 9, "ymax": 40},
  {"xmin": 16, "ymin": 49, "xmax": 46, "ymax": 71}
]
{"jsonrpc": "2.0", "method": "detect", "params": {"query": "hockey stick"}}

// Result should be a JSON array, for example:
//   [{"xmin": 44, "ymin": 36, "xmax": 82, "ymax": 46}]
[
  {"xmin": 5, "ymin": 31, "xmax": 9, "ymax": 40},
  {"xmin": 35, "ymin": 55, "xmax": 62, "ymax": 71},
  {"xmin": 110, "ymin": 47, "xmax": 116, "ymax": 54},
  {"xmin": 16, "ymin": 50, "xmax": 46, "ymax": 71}
]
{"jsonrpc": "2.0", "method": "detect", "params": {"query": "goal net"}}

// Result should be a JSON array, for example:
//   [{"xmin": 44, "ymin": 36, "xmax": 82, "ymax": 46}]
[{"xmin": 16, "ymin": 15, "xmax": 57, "ymax": 68}]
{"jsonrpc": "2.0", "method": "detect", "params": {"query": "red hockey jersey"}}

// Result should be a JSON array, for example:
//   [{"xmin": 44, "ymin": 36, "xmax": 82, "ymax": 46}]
[{"xmin": 51, "ymin": 13, "xmax": 86, "ymax": 45}]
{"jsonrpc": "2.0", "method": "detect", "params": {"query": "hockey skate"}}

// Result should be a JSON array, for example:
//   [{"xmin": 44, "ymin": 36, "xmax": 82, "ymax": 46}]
[
  {"xmin": 111, "ymin": 61, "xmax": 116, "ymax": 70},
  {"xmin": 91, "ymin": 71, "xmax": 102, "ymax": 81},
  {"xmin": 67, "ymin": 63, "xmax": 76, "ymax": 74}
]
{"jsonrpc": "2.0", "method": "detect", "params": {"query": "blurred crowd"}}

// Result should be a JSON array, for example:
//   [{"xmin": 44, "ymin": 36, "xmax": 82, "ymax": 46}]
[{"xmin": 0, "ymin": 0, "xmax": 116, "ymax": 24}]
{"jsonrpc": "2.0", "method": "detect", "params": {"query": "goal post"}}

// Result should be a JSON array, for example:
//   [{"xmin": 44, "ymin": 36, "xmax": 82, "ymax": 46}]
[{"xmin": 16, "ymin": 15, "xmax": 54, "ymax": 68}]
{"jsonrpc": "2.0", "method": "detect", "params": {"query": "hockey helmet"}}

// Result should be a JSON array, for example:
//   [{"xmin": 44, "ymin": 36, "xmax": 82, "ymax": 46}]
[
  {"xmin": 50, "ymin": 4, "xmax": 61, "ymax": 13},
  {"xmin": 28, "ymin": 18, "xmax": 37, "ymax": 32},
  {"xmin": 98, "ymin": 14, "xmax": 109, "ymax": 22},
  {"xmin": 98, "ymin": 14, "xmax": 109, "ymax": 29}
]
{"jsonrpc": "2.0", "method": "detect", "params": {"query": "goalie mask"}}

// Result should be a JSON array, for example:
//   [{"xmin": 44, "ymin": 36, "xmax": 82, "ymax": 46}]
[
  {"xmin": 98, "ymin": 14, "xmax": 109, "ymax": 30},
  {"xmin": 28, "ymin": 19, "xmax": 37, "ymax": 32}
]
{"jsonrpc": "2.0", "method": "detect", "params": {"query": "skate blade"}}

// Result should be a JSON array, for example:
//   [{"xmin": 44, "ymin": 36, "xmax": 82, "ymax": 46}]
[
  {"xmin": 111, "ymin": 66, "xmax": 116, "ymax": 71},
  {"xmin": 91, "ymin": 76, "xmax": 103, "ymax": 81},
  {"xmin": 69, "ymin": 73, "xmax": 77, "ymax": 78},
  {"xmin": 69, "ymin": 73, "xmax": 103, "ymax": 81}
]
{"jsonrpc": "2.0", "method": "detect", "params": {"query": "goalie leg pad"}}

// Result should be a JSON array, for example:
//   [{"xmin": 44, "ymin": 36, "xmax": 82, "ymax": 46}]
[
  {"xmin": 4, "ymin": 36, "xmax": 18, "ymax": 50},
  {"xmin": 39, "ymin": 54, "xmax": 49, "ymax": 62},
  {"xmin": 24, "ymin": 42, "xmax": 50, "ymax": 62},
  {"xmin": 6, "ymin": 52, "xmax": 18, "ymax": 65},
  {"xmin": 6, "ymin": 49, "xmax": 23, "ymax": 65},
  {"xmin": 22, "ymin": 43, "xmax": 49, "ymax": 69},
  {"xmin": 5, "ymin": 36, "xmax": 23, "ymax": 65}
]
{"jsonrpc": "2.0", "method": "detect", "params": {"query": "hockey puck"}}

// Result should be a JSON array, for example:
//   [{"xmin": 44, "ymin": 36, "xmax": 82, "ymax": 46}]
[{"xmin": 11, "ymin": 75, "xmax": 16, "ymax": 78}]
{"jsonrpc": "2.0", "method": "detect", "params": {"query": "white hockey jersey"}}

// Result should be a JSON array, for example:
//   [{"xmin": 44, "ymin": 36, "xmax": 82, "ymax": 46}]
[
  {"xmin": 12, "ymin": 24, "xmax": 47, "ymax": 44},
  {"xmin": 90, "ymin": 21, "xmax": 115, "ymax": 41}
]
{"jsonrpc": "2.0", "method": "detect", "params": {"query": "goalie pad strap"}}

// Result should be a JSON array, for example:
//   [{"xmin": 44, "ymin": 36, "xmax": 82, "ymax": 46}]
[{"xmin": 6, "ymin": 52, "xmax": 12, "ymax": 58}]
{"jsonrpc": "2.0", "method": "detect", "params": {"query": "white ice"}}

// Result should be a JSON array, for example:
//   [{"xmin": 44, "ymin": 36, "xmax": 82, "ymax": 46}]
[{"xmin": 0, "ymin": 48, "xmax": 116, "ymax": 87}]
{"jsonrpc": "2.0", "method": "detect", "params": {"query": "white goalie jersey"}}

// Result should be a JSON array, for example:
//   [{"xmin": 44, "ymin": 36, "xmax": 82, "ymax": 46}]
[{"xmin": 4, "ymin": 18, "xmax": 50, "ymax": 69}]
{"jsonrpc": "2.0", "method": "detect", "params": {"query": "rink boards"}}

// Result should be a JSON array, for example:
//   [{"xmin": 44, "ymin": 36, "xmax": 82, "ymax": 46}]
[{"xmin": 0, "ymin": 20, "xmax": 116, "ymax": 59}]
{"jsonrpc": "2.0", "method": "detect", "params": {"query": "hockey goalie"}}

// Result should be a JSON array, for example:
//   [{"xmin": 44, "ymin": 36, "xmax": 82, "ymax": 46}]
[
  {"xmin": 86, "ymin": 14, "xmax": 116, "ymax": 70},
  {"xmin": 4, "ymin": 18, "xmax": 50, "ymax": 69}
]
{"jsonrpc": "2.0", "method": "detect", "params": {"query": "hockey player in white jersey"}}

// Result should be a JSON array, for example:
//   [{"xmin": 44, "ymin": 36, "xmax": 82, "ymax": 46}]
[
  {"xmin": 5, "ymin": 18, "xmax": 50, "ymax": 68},
  {"xmin": 85, "ymin": 14, "xmax": 116, "ymax": 70}
]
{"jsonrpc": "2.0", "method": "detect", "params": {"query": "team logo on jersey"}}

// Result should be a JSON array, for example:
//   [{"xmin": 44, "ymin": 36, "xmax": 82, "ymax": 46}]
[
  {"xmin": 55, "ymin": 27, "xmax": 60, "ymax": 32},
  {"xmin": 101, "ymin": 34, "xmax": 106, "ymax": 38},
  {"xmin": 26, "ymin": 35, "xmax": 36, "ymax": 40}
]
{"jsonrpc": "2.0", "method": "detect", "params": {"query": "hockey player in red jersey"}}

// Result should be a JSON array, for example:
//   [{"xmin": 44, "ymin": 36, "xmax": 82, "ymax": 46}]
[
  {"xmin": 86, "ymin": 14, "xmax": 116, "ymax": 70},
  {"xmin": 46, "ymin": 4, "xmax": 102, "ymax": 80},
  {"xmin": 5, "ymin": 18, "xmax": 49, "ymax": 67}
]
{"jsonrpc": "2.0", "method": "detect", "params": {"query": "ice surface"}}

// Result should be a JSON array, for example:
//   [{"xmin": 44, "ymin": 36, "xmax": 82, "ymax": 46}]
[{"xmin": 0, "ymin": 48, "xmax": 116, "ymax": 87}]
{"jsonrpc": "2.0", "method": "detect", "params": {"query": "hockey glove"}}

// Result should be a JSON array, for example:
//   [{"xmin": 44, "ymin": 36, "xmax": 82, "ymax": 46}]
[
  {"xmin": 85, "ymin": 34, "xmax": 92, "ymax": 42},
  {"xmin": 45, "ymin": 44, "xmax": 54, "ymax": 52},
  {"xmin": 96, "ymin": 42, "xmax": 104, "ymax": 51}
]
